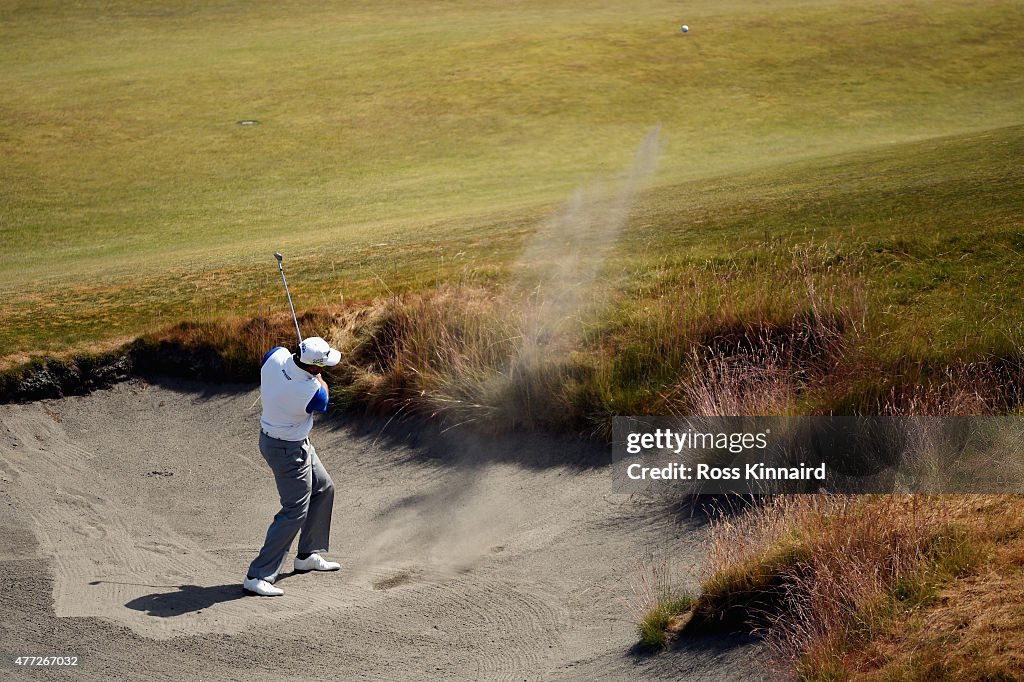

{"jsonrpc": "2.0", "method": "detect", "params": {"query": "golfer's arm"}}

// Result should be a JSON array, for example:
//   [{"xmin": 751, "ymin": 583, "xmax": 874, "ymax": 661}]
[{"xmin": 305, "ymin": 380, "xmax": 330, "ymax": 414}]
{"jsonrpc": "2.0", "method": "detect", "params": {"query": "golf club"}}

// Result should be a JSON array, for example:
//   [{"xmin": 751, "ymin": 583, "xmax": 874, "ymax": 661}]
[{"xmin": 274, "ymin": 252, "xmax": 303, "ymax": 345}]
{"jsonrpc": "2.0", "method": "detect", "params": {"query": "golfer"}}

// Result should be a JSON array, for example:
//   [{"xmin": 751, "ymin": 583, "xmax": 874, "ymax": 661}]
[{"xmin": 243, "ymin": 336, "xmax": 342, "ymax": 597}]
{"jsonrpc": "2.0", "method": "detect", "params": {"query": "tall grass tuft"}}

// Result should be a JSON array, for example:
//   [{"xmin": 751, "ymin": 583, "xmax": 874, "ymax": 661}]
[
  {"xmin": 625, "ymin": 556, "xmax": 696, "ymax": 650},
  {"xmin": 692, "ymin": 495, "xmax": 987, "ymax": 676}
]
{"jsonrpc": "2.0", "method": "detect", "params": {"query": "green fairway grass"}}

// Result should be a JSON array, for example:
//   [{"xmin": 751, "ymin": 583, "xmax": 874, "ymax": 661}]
[{"xmin": 1, "ymin": 0, "xmax": 1022, "ymax": 366}]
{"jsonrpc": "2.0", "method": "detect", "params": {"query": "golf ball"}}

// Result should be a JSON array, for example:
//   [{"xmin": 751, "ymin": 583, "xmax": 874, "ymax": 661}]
[{"xmin": 681, "ymin": 25, "xmax": 689, "ymax": 33}]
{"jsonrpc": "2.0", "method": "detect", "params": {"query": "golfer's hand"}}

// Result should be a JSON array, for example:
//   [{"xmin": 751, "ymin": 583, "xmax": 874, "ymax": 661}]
[{"xmin": 317, "ymin": 375, "xmax": 328, "ymax": 391}]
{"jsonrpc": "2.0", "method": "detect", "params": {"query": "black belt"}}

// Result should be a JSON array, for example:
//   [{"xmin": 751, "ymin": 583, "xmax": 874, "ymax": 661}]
[{"xmin": 260, "ymin": 429, "xmax": 307, "ymax": 444}]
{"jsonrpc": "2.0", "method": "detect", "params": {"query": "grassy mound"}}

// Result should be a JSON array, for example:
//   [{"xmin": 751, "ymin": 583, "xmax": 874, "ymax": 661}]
[{"xmin": 675, "ymin": 495, "xmax": 1024, "ymax": 679}]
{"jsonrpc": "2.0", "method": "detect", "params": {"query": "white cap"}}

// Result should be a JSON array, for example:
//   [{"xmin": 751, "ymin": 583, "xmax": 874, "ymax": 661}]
[{"xmin": 298, "ymin": 337, "xmax": 341, "ymax": 367}]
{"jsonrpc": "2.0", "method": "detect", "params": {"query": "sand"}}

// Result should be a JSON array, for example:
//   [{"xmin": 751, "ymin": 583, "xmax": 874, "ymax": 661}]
[{"xmin": 0, "ymin": 379, "xmax": 765, "ymax": 680}]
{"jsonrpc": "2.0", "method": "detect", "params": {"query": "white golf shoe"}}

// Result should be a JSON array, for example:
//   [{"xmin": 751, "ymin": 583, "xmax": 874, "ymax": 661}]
[
  {"xmin": 293, "ymin": 553, "xmax": 341, "ymax": 573},
  {"xmin": 243, "ymin": 577, "xmax": 284, "ymax": 596}
]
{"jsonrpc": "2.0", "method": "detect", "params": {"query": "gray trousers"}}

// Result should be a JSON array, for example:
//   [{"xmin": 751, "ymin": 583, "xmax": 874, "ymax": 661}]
[{"xmin": 247, "ymin": 431, "xmax": 335, "ymax": 582}]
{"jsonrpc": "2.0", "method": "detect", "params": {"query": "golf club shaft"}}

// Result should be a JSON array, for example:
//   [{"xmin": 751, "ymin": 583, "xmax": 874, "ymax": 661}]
[{"xmin": 275, "ymin": 254, "xmax": 303, "ymax": 345}]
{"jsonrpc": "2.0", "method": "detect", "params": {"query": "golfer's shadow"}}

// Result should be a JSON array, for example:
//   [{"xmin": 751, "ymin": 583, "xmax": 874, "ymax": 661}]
[{"xmin": 125, "ymin": 584, "xmax": 248, "ymax": 617}]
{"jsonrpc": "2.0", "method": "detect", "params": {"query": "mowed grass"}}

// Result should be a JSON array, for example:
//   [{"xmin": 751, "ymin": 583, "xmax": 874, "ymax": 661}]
[{"xmin": 2, "ymin": 0, "xmax": 1023, "ymax": 365}]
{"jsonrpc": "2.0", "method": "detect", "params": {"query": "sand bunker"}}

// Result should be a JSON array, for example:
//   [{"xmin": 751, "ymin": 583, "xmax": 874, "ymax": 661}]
[{"xmin": 0, "ymin": 380, "xmax": 763, "ymax": 679}]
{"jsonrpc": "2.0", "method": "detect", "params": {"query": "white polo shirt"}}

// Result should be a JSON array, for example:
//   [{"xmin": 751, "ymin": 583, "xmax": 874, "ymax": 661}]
[{"xmin": 259, "ymin": 347, "xmax": 328, "ymax": 441}]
